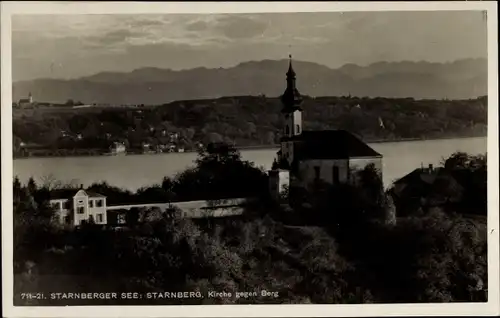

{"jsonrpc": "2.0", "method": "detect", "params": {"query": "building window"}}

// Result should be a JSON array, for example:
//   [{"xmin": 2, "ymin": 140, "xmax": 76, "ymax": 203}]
[
  {"xmin": 89, "ymin": 200, "xmax": 94, "ymax": 208},
  {"xmin": 333, "ymin": 166, "xmax": 340, "ymax": 184},
  {"xmin": 285, "ymin": 125, "xmax": 290, "ymax": 135},
  {"xmin": 64, "ymin": 201, "xmax": 71, "ymax": 209},
  {"xmin": 77, "ymin": 207, "xmax": 85, "ymax": 214},
  {"xmin": 51, "ymin": 202, "xmax": 61, "ymax": 210},
  {"xmin": 296, "ymin": 125, "xmax": 300, "ymax": 134},
  {"xmin": 77, "ymin": 199, "xmax": 84, "ymax": 205},
  {"xmin": 117, "ymin": 214, "xmax": 126, "ymax": 224},
  {"xmin": 96, "ymin": 199, "xmax": 103, "ymax": 207},
  {"xmin": 63, "ymin": 216, "xmax": 69, "ymax": 224},
  {"xmin": 314, "ymin": 166, "xmax": 320, "ymax": 180},
  {"xmin": 96, "ymin": 214, "xmax": 104, "ymax": 223}
]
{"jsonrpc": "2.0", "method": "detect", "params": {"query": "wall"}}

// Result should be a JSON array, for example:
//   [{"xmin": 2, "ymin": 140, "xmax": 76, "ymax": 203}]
[
  {"xmin": 50, "ymin": 199, "xmax": 71, "ymax": 224},
  {"xmin": 297, "ymin": 159, "xmax": 349, "ymax": 189},
  {"xmin": 106, "ymin": 198, "xmax": 249, "ymax": 220},
  {"xmin": 73, "ymin": 191, "xmax": 89, "ymax": 226},
  {"xmin": 292, "ymin": 111, "xmax": 302, "ymax": 135},
  {"xmin": 88, "ymin": 197, "xmax": 107, "ymax": 224},
  {"xmin": 284, "ymin": 110, "xmax": 302, "ymax": 138}
]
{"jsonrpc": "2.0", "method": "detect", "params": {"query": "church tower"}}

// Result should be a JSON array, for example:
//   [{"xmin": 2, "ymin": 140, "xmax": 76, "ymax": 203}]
[
  {"xmin": 28, "ymin": 92, "xmax": 33, "ymax": 104},
  {"xmin": 280, "ymin": 55, "xmax": 303, "ymax": 165}
]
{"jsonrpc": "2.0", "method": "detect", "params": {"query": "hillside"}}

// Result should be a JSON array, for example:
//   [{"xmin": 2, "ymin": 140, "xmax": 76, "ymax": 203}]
[
  {"xmin": 13, "ymin": 95, "xmax": 488, "ymax": 157},
  {"xmin": 12, "ymin": 58, "xmax": 487, "ymax": 105}
]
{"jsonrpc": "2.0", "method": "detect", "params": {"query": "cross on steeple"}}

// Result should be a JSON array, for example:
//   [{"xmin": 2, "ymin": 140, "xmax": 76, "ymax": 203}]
[{"xmin": 287, "ymin": 54, "xmax": 296, "ymax": 78}]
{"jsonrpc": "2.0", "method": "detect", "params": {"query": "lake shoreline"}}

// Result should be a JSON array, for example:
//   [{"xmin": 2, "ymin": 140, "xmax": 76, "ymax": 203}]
[
  {"xmin": 13, "ymin": 136, "xmax": 487, "ymax": 192},
  {"xmin": 13, "ymin": 134, "xmax": 487, "ymax": 160}
]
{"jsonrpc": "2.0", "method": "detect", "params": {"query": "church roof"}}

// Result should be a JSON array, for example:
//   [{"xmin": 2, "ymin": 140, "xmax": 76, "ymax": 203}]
[{"xmin": 285, "ymin": 130, "xmax": 382, "ymax": 160}]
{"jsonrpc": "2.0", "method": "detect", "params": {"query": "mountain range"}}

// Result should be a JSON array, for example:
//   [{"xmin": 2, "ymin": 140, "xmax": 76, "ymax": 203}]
[{"xmin": 12, "ymin": 58, "xmax": 487, "ymax": 105}]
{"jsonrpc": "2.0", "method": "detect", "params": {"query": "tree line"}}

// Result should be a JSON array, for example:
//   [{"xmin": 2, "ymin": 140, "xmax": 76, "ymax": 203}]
[{"xmin": 13, "ymin": 95, "xmax": 487, "ymax": 157}]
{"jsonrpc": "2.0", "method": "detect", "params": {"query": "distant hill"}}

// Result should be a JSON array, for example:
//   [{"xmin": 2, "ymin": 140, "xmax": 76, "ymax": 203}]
[{"xmin": 12, "ymin": 58, "xmax": 487, "ymax": 105}]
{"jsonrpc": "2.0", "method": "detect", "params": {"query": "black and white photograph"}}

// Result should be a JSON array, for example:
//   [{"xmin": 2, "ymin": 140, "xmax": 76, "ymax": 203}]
[{"xmin": 2, "ymin": 1, "xmax": 499, "ymax": 317}]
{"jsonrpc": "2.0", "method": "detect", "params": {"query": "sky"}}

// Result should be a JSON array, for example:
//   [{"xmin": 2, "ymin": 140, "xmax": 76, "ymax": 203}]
[{"xmin": 11, "ymin": 11, "xmax": 488, "ymax": 81}]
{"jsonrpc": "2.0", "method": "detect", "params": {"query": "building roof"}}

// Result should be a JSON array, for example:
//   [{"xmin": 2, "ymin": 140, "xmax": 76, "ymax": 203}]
[
  {"xmin": 285, "ymin": 130, "xmax": 382, "ymax": 160},
  {"xmin": 393, "ymin": 167, "xmax": 444, "ymax": 186},
  {"xmin": 49, "ymin": 189, "xmax": 80, "ymax": 200},
  {"xmin": 281, "ymin": 55, "xmax": 303, "ymax": 113},
  {"xmin": 18, "ymin": 99, "xmax": 30, "ymax": 103},
  {"xmin": 48, "ymin": 188, "xmax": 106, "ymax": 200},
  {"xmin": 85, "ymin": 190, "xmax": 106, "ymax": 198},
  {"xmin": 391, "ymin": 167, "xmax": 465, "ymax": 202}
]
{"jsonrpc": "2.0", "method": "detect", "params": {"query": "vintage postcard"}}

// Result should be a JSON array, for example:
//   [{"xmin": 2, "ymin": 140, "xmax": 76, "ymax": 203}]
[{"xmin": 1, "ymin": 1, "xmax": 499, "ymax": 317}]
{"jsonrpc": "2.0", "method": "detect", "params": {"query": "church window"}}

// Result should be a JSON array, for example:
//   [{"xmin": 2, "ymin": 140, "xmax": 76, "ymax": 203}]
[
  {"xmin": 314, "ymin": 166, "xmax": 320, "ymax": 180},
  {"xmin": 333, "ymin": 166, "xmax": 340, "ymax": 184},
  {"xmin": 285, "ymin": 125, "xmax": 290, "ymax": 135},
  {"xmin": 296, "ymin": 125, "xmax": 300, "ymax": 134}
]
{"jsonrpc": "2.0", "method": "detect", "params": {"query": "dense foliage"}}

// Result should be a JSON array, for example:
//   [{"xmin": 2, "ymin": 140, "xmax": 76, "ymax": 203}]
[
  {"xmin": 13, "ymin": 151, "xmax": 487, "ymax": 305},
  {"xmin": 13, "ymin": 95, "xmax": 487, "ymax": 157},
  {"xmin": 389, "ymin": 152, "xmax": 487, "ymax": 217}
]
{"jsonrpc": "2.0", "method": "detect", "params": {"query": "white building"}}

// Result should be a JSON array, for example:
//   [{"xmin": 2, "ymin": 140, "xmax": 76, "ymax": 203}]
[
  {"xmin": 109, "ymin": 142, "xmax": 126, "ymax": 155},
  {"xmin": 49, "ymin": 189, "xmax": 107, "ymax": 226},
  {"xmin": 269, "ymin": 56, "xmax": 383, "ymax": 197}
]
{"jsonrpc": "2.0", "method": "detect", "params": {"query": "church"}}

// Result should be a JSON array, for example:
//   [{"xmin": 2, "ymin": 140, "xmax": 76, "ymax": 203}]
[
  {"xmin": 269, "ymin": 56, "xmax": 383, "ymax": 199},
  {"xmin": 17, "ymin": 92, "xmax": 34, "ymax": 108}
]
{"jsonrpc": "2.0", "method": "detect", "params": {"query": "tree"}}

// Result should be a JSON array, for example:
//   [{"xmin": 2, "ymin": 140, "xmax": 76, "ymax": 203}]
[
  {"xmin": 246, "ymin": 122, "xmax": 257, "ymax": 136},
  {"xmin": 357, "ymin": 163, "xmax": 385, "ymax": 218},
  {"xmin": 161, "ymin": 177, "xmax": 175, "ymax": 201},
  {"xmin": 196, "ymin": 142, "xmax": 242, "ymax": 167},
  {"xmin": 27, "ymin": 177, "xmax": 37, "ymax": 195},
  {"xmin": 13, "ymin": 177, "xmax": 22, "ymax": 206},
  {"xmin": 206, "ymin": 132, "xmax": 223, "ymax": 144},
  {"xmin": 443, "ymin": 152, "xmax": 470, "ymax": 170},
  {"xmin": 271, "ymin": 158, "xmax": 279, "ymax": 170},
  {"xmin": 40, "ymin": 174, "xmax": 63, "ymax": 190},
  {"xmin": 184, "ymin": 128, "xmax": 196, "ymax": 141},
  {"xmin": 266, "ymin": 131, "xmax": 276, "ymax": 145}
]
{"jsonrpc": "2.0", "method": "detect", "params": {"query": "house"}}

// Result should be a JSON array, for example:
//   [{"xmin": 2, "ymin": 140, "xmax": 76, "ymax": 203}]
[
  {"xmin": 49, "ymin": 188, "xmax": 108, "ymax": 226},
  {"xmin": 269, "ymin": 56, "xmax": 383, "ymax": 197},
  {"xmin": 109, "ymin": 142, "xmax": 127, "ymax": 155},
  {"xmin": 390, "ymin": 164, "xmax": 465, "ymax": 210}
]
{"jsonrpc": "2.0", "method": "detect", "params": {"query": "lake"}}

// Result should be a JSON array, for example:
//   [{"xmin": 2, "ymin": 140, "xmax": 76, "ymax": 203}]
[{"xmin": 13, "ymin": 137, "xmax": 487, "ymax": 191}]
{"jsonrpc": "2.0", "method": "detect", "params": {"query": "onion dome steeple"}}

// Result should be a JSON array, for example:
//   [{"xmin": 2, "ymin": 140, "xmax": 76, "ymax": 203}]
[{"xmin": 281, "ymin": 54, "xmax": 303, "ymax": 113}]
